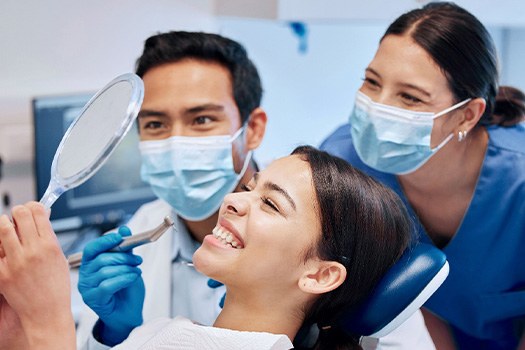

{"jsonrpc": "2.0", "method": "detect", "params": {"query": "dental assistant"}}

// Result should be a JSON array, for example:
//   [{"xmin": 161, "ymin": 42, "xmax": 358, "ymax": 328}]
[
  {"xmin": 320, "ymin": 2, "xmax": 525, "ymax": 349},
  {"xmin": 75, "ymin": 31, "xmax": 268, "ymax": 347}
]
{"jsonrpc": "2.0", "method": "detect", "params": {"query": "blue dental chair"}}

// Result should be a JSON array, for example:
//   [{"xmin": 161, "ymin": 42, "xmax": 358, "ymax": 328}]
[{"xmin": 339, "ymin": 242, "xmax": 449, "ymax": 348}]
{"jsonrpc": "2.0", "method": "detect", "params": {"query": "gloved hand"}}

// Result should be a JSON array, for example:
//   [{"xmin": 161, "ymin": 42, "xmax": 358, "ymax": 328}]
[
  {"xmin": 78, "ymin": 226, "xmax": 144, "ymax": 346},
  {"xmin": 207, "ymin": 279, "xmax": 226, "ymax": 308}
]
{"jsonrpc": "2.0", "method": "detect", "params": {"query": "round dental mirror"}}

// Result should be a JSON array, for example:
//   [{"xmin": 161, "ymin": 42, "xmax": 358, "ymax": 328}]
[{"xmin": 40, "ymin": 73, "xmax": 144, "ymax": 209}]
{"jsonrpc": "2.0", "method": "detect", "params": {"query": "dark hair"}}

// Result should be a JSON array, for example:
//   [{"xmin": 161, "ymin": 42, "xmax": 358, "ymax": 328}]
[
  {"xmin": 292, "ymin": 146, "xmax": 412, "ymax": 350},
  {"xmin": 493, "ymin": 86, "xmax": 525, "ymax": 126},
  {"xmin": 383, "ymin": 1, "xmax": 524, "ymax": 126},
  {"xmin": 135, "ymin": 31, "xmax": 263, "ymax": 122}
]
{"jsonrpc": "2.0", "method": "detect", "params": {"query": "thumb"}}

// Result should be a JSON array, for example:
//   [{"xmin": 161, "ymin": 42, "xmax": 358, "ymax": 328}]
[{"xmin": 118, "ymin": 226, "xmax": 132, "ymax": 238}]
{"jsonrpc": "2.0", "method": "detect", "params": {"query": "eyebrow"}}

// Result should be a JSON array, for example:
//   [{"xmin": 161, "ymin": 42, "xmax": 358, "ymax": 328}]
[
  {"xmin": 137, "ymin": 104, "xmax": 225, "ymax": 120},
  {"xmin": 137, "ymin": 109, "xmax": 167, "ymax": 118},
  {"xmin": 185, "ymin": 104, "xmax": 225, "ymax": 115},
  {"xmin": 366, "ymin": 67, "xmax": 432, "ymax": 98},
  {"xmin": 254, "ymin": 173, "xmax": 297, "ymax": 211}
]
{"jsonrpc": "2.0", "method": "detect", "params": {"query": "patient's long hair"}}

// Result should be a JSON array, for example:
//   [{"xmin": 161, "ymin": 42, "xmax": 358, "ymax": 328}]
[{"xmin": 292, "ymin": 146, "xmax": 412, "ymax": 350}]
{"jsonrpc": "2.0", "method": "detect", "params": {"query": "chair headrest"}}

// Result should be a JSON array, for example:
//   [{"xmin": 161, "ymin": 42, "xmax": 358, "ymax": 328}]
[{"xmin": 338, "ymin": 243, "xmax": 449, "ymax": 338}]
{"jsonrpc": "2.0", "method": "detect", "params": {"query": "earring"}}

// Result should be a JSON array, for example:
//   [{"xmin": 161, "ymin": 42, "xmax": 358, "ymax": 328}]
[{"xmin": 458, "ymin": 130, "xmax": 467, "ymax": 142}]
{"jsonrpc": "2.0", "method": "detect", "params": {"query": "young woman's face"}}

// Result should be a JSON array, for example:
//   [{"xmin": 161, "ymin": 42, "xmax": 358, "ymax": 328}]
[
  {"xmin": 359, "ymin": 34, "xmax": 464, "ymax": 148},
  {"xmin": 193, "ymin": 155, "xmax": 321, "ymax": 290}
]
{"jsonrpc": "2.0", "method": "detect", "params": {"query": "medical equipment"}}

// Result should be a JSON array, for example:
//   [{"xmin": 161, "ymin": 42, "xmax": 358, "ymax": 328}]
[
  {"xmin": 67, "ymin": 215, "xmax": 175, "ymax": 268},
  {"xmin": 39, "ymin": 73, "xmax": 144, "ymax": 209},
  {"xmin": 340, "ymin": 243, "xmax": 449, "ymax": 348}
]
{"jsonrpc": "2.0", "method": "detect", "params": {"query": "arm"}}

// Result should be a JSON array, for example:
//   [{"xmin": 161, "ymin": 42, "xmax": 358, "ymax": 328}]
[{"xmin": 0, "ymin": 202, "xmax": 75, "ymax": 350}]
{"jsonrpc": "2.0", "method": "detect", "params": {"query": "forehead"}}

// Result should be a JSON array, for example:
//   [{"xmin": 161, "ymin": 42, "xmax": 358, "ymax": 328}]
[
  {"xmin": 370, "ymin": 34, "xmax": 451, "ymax": 97},
  {"xmin": 262, "ymin": 155, "xmax": 317, "ymax": 209},
  {"xmin": 140, "ymin": 60, "xmax": 240, "ymax": 118}
]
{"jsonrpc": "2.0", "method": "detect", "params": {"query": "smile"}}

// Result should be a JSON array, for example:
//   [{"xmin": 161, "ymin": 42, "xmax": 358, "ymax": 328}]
[{"xmin": 212, "ymin": 226, "xmax": 244, "ymax": 249}]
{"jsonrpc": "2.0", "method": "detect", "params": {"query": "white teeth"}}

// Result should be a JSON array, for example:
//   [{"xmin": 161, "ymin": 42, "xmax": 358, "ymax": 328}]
[{"xmin": 212, "ymin": 226, "xmax": 242, "ymax": 249}]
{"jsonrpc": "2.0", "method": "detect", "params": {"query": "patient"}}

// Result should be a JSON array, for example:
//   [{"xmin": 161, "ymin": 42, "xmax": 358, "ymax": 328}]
[{"xmin": 0, "ymin": 146, "xmax": 411, "ymax": 350}]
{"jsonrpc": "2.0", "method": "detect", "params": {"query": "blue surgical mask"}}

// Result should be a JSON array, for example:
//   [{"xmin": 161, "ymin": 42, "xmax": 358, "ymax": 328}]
[
  {"xmin": 139, "ymin": 127, "xmax": 252, "ymax": 221},
  {"xmin": 349, "ymin": 91, "xmax": 471, "ymax": 175}
]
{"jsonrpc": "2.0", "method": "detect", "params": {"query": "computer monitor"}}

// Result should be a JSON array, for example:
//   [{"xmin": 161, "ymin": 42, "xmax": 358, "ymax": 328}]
[{"xmin": 33, "ymin": 93, "xmax": 156, "ymax": 233}]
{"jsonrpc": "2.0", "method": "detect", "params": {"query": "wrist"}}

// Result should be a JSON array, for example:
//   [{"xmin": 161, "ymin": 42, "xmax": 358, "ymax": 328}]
[
  {"xmin": 22, "ymin": 313, "xmax": 75, "ymax": 350},
  {"xmin": 95, "ymin": 317, "xmax": 142, "ymax": 346}
]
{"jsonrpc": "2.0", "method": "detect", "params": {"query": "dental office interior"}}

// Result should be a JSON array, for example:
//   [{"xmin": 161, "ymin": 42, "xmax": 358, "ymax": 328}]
[{"xmin": 1, "ymin": 0, "xmax": 525, "ymax": 334}]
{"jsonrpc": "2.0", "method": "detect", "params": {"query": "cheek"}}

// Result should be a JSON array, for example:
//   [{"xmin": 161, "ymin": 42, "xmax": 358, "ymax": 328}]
[{"xmin": 430, "ymin": 116, "xmax": 457, "ymax": 147}]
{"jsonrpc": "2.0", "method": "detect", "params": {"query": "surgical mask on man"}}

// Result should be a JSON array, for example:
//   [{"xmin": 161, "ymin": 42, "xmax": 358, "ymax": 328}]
[
  {"xmin": 349, "ymin": 91, "xmax": 471, "ymax": 174},
  {"xmin": 139, "ymin": 127, "xmax": 252, "ymax": 221}
]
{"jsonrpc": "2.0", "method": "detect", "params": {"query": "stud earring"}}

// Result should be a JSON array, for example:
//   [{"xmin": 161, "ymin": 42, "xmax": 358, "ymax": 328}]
[{"xmin": 458, "ymin": 130, "xmax": 467, "ymax": 142}]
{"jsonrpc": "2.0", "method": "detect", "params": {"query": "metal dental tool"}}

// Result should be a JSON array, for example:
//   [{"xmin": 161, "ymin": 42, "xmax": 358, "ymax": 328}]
[{"xmin": 68, "ymin": 216, "xmax": 175, "ymax": 268}]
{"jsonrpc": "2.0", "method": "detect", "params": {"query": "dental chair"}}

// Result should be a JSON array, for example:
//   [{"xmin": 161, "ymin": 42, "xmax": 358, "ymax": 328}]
[{"xmin": 339, "ymin": 242, "xmax": 449, "ymax": 349}]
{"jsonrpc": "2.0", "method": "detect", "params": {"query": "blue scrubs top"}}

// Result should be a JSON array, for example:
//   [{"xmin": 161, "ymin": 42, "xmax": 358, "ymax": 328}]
[{"xmin": 320, "ymin": 122, "xmax": 525, "ymax": 349}]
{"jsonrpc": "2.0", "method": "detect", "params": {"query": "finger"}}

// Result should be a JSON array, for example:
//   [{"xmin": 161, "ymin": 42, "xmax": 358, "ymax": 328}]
[
  {"xmin": 0, "ymin": 215, "xmax": 22, "ymax": 260},
  {"xmin": 0, "ymin": 242, "xmax": 4, "ymax": 258},
  {"xmin": 10, "ymin": 205, "xmax": 39, "ymax": 245},
  {"xmin": 117, "ymin": 226, "xmax": 132, "ymax": 238},
  {"xmin": 80, "ymin": 273, "xmax": 141, "ymax": 302},
  {"xmin": 82, "ymin": 233, "xmax": 123, "ymax": 262},
  {"xmin": 207, "ymin": 279, "xmax": 224, "ymax": 288},
  {"xmin": 25, "ymin": 202, "xmax": 54, "ymax": 239},
  {"xmin": 219, "ymin": 293, "xmax": 226, "ymax": 308},
  {"xmin": 79, "ymin": 265, "xmax": 142, "ymax": 291},
  {"xmin": 80, "ymin": 251, "xmax": 142, "ymax": 274}
]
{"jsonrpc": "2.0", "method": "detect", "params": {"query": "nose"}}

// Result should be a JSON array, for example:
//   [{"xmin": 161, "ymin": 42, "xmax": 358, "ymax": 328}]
[{"xmin": 222, "ymin": 192, "xmax": 249, "ymax": 216}]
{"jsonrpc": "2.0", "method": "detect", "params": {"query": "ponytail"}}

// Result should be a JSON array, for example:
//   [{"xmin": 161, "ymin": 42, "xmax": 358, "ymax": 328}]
[{"xmin": 491, "ymin": 85, "xmax": 525, "ymax": 126}]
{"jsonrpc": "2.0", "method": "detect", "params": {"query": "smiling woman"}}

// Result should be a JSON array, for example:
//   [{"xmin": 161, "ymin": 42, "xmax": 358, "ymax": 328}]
[{"xmin": 0, "ymin": 146, "xmax": 412, "ymax": 350}]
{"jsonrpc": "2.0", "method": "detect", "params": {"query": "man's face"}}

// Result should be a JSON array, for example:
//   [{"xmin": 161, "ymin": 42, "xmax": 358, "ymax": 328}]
[{"xmin": 137, "ymin": 59, "xmax": 242, "ymax": 140}]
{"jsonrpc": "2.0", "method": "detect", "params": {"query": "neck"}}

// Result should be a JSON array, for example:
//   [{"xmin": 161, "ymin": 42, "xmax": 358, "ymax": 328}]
[
  {"xmin": 398, "ymin": 126, "xmax": 488, "ymax": 195},
  {"xmin": 213, "ymin": 287, "xmax": 305, "ymax": 341},
  {"xmin": 183, "ymin": 161, "xmax": 258, "ymax": 243}
]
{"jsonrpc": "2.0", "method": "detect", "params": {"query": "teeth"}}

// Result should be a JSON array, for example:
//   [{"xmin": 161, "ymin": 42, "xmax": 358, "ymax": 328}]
[{"xmin": 212, "ymin": 226, "xmax": 242, "ymax": 249}]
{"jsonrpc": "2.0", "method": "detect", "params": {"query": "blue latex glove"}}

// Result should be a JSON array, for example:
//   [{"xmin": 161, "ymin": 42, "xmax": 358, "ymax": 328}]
[
  {"xmin": 78, "ymin": 226, "xmax": 144, "ymax": 346},
  {"xmin": 207, "ymin": 279, "xmax": 226, "ymax": 308}
]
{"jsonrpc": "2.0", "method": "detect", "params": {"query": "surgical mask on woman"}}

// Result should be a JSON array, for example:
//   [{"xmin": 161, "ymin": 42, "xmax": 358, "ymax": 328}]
[
  {"xmin": 349, "ymin": 91, "xmax": 471, "ymax": 174},
  {"xmin": 139, "ymin": 127, "xmax": 252, "ymax": 221}
]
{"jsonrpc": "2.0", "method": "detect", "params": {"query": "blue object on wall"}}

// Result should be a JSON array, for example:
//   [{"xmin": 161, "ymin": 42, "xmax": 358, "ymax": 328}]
[{"xmin": 289, "ymin": 21, "xmax": 308, "ymax": 54}]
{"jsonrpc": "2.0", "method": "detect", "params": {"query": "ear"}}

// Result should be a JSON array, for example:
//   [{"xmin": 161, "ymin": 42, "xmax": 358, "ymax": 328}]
[
  {"xmin": 457, "ymin": 97, "xmax": 486, "ymax": 134},
  {"xmin": 245, "ymin": 108, "xmax": 267, "ymax": 151},
  {"xmin": 298, "ymin": 261, "xmax": 347, "ymax": 295}
]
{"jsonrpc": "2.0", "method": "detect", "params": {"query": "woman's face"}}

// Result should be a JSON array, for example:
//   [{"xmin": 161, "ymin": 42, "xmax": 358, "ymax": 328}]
[
  {"xmin": 359, "ymin": 34, "xmax": 464, "ymax": 148},
  {"xmin": 193, "ymin": 155, "xmax": 321, "ymax": 290}
]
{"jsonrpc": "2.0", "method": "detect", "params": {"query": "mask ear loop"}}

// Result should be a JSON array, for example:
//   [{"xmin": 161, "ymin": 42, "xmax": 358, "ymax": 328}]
[
  {"xmin": 231, "ymin": 121, "xmax": 253, "ymax": 177},
  {"xmin": 430, "ymin": 98, "xmax": 472, "ymax": 151}
]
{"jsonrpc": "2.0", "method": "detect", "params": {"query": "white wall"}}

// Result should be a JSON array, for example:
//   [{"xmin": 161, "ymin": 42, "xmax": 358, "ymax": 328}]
[
  {"xmin": 0, "ymin": 0, "xmax": 216, "ymax": 211},
  {"xmin": 219, "ymin": 19, "xmax": 388, "ymax": 167}
]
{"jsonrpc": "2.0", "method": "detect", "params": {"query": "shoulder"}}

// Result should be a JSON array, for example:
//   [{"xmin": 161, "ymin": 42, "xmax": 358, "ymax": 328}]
[
  {"xmin": 319, "ymin": 123, "xmax": 360, "ymax": 163},
  {"xmin": 487, "ymin": 122, "xmax": 525, "ymax": 156}
]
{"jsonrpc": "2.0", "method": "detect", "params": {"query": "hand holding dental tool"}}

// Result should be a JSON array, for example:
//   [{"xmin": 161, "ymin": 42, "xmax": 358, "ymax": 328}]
[
  {"xmin": 77, "ymin": 225, "xmax": 147, "ymax": 346},
  {"xmin": 68, "ymin": 216, "xmax": 174, "ymax": 268}
]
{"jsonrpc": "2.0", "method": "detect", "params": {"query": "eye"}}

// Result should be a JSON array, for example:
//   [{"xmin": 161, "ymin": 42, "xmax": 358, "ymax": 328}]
[
  {"xmin": 362, "ymin": 77, "xmax": 380, "ymax": 88},
  {"xmin": 193, "ymin": 116, "xmax": 214, "ymax": 125},
  {"xmin": 240, "ymin": 183, "xmax": 251, "ymax": 191},
  {"xmin": 142, "ymin": 120, "xmax": 164, "ymax": 130},
  {"xmin": 400, "ymin": 93, "xmax": 423, "ymax": 104},
  {"xmin": 262, "ymin": 196, "xmax": 280, "ymax": 213}
]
